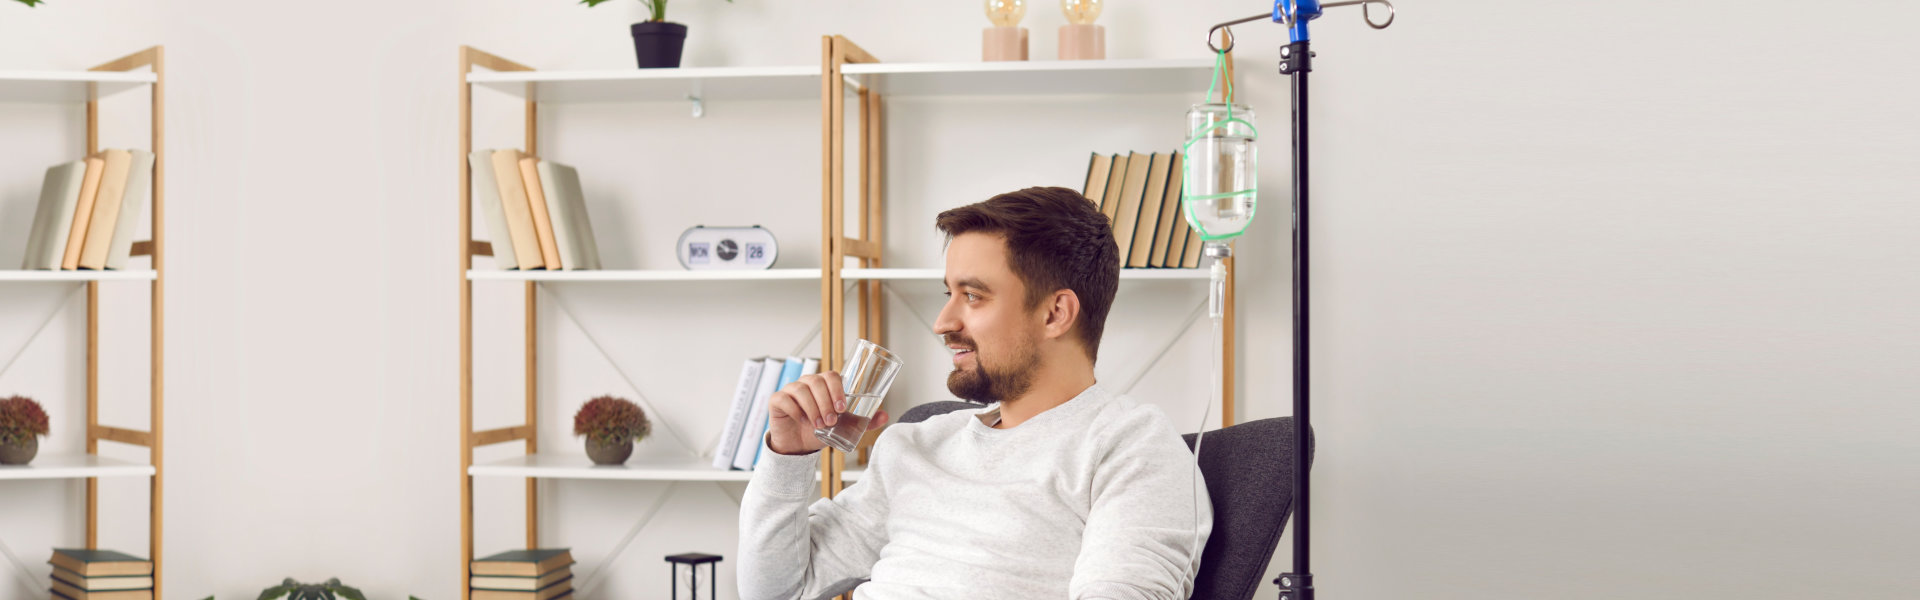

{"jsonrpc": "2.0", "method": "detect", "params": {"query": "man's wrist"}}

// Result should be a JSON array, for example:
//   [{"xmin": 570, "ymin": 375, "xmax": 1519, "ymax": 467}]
[{"xmin": 766, "ymin": 433, "xmax": 819, "ymax": 457}]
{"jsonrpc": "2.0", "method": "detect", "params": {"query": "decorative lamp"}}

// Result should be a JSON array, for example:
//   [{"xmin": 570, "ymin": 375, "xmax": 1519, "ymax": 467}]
[
  {"xmin": 983, "ymin": 0, "xmax": 1029, "ymax": 61},
  {"xmin": 1058, "ymin": 0, "xmax": 1105, "ymax": 60}
]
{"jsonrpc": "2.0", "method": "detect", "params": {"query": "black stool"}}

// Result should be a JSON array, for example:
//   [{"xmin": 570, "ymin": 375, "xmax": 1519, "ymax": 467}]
[{"xmin": 665, "ymin": 553, "xmax": 722, "ymax": 600}]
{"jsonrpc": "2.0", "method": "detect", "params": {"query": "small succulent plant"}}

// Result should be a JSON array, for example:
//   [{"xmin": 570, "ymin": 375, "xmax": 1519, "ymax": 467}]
[
  {"xmin": 573, "ymin": 395, "xmax": 650, "ymax": 446},
  {"xmin": 256, "ymin": 578, "xmax": 367, "ymax": 600},
  {"xmin": 0, "ymin": 396, "xmax": 49, "ymax": 446}
]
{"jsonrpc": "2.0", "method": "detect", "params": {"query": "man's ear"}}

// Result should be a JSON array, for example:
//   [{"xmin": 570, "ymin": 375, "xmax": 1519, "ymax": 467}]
[{"xmin": 1041, "ymin": 289, "xmax": 1081, "ymax": 341}]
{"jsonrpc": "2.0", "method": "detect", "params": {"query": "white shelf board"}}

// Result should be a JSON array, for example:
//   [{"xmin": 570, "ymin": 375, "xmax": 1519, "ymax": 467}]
[
  {"xmin": 467, "ymin": 65, "xmax": 820, "ymax": 103},
  {"xmin": 0, "ymin": 71, "xmax": 156, "ymax": 104},
  {"xmin": 0, "ymin": 454, "xmax": 155, "ymax": 480},
  {"xmin": 0, "ymin": 270, "xmax": 157, "ymax": 282},
  {"xmin": 469, "ymin": 453, "xmax": 862, "ymax": 482},
  {"xmin": 841, "ymin": 58, "xmax": 1215, "ymax": 97},
  {"xmin": 841, "ymin": 267, "xmax": 1211, "ymax": 281},
  {"xmin": 468, "ymin": 268, "xmax": 822, "ymax": 282}
]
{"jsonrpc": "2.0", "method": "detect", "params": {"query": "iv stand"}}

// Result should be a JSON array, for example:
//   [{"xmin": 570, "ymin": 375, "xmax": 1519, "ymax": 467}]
[{"xmin": 1210, "ymin": 3, "xmax": 1392, "ymax": 599}]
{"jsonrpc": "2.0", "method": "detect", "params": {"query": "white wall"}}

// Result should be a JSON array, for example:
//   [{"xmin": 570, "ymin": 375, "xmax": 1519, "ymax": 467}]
[{"xmin": 1, "ymin": 1, "xmax": 1915, "ymax": 599}]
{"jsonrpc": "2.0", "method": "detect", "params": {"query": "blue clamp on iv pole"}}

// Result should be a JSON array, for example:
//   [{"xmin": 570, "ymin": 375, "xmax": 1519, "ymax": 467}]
[{"xmin": 1209, "ymin": 3, "xmax": 1391, "ymax": 599}]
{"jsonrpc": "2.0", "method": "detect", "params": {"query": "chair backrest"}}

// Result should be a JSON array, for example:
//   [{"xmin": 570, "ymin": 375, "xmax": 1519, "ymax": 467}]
[{"xmin": 896, "ymin": 401, "xmax": 1313, "ymax": 600}]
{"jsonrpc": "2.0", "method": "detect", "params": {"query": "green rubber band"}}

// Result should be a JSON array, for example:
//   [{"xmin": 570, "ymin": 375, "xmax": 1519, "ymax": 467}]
[{"xmin": 1180, "ymin": 49, "xmax": 1259, "ymax": 241}]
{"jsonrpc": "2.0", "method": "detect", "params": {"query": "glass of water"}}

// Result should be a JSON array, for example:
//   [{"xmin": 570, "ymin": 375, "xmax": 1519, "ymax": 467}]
[{"xmin": 815, "ymin": 339, "xmax": 903, "ymax": 454}]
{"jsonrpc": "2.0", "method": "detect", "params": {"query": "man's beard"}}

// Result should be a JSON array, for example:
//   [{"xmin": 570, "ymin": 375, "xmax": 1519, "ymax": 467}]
[{"xmin": 945, "ymin": 333, "xmax": 1038, "ymax": 404}]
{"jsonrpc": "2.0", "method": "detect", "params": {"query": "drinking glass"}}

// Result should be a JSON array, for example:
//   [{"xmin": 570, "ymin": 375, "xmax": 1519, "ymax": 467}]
[{"xmin": 814, "ymin": 339, "xmax": 903, "ymax": 454}]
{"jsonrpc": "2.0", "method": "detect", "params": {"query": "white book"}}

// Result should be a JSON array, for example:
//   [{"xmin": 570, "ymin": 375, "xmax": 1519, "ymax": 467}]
[
  {"xmin": 20, "ymin": 159, "xmax": 88, "ymax": 270},
  {"xmin": 536, "ymin": 160, "xmax": 602, "ymax": 270},
  {"xmin": 711, "ymin": 358, "xmax": 767, "ymax": 469},
  {"xmin": 732, "ymin": 356, "xmax": 788, "ymax": 471},
  {"xmin": 468, "ymin": 149, "xmax": 518, "ymax": 269},
  {"xmin": 104, "ymin": 150, "xmax": 155, "ymax": 270}
]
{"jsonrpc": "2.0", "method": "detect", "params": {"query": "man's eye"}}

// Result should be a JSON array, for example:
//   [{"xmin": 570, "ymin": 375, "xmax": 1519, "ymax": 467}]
[{"xmin": 966, "ymin": 293, "xmax": 980, "ymax": 302}]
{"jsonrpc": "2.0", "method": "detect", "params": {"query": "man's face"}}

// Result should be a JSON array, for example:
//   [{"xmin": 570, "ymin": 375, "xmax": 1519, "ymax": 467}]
[{"xmin": 935, "ymin": 232, "xmax": 1042, "ymax": 404}]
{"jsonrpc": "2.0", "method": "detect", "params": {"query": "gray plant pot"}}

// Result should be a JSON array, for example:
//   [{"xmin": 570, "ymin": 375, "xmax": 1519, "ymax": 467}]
[
  {"xmin": 586, "ymin": 438, "xmax": 633, "ymax": 465},
  {"xmin": 0, "ymin": 437, "xmax": 37, "ymax": 465}
]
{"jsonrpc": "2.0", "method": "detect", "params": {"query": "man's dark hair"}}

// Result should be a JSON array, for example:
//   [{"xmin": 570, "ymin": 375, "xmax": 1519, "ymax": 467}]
[{"xmin": 935, "ymin": 186, "xmax": 1119, "ymax": 362}]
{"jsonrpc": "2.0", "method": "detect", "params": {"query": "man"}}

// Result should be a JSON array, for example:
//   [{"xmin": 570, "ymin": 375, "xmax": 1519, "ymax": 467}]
[{"xmin": 739, "ymin": 187, "xmax": 1211, "ymax": 600}]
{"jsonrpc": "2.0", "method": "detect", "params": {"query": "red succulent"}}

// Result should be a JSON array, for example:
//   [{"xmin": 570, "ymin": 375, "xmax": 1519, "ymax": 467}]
[
  {"xmin": 0, "ymin": 396, "xmax": 50, "ymax": 445},
  {"xmin": 573, "ymin": 395, "xmax": 650, "ymax": 445}
]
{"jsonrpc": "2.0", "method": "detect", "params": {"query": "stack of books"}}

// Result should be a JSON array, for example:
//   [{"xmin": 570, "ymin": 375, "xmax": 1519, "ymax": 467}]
[
  {"xmin": 470, "ymin": 149, "xmax": 603, "ymax": 271},
  {"xmin": 19, "ymin": 150, "xmax": 156, "ymax": 271},
  {"xmin": 1083, "ymin": 151, "xmax": 1205, "ymax": 269},
  {"xmin": 471, "ymin": 548, "xmax": 575, "ymax": 600},
  {"xmin": 48, "ymin": 548, "xmax": 153, "ymax": 600},
  {"xmin": 712, "ymin": 355, "xmax": 822, "ymax": 472}
]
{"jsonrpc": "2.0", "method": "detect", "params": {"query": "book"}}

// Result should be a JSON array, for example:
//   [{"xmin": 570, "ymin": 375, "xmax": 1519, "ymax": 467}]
[
  {"xmin": 1165, "ymin": 157, "xmax": 1196, "ymax": 268},
  {"xmin": 50, "ymin": 567, "xmax": 152, "ymax": 591},
  {"xmin": 1180, "ymin": 214, "xmax": 1204, "ymax": 268},
  {"xmin": 518, "ymin": 156, "xmax": 564, "ymax": 269},
  {"xmin": 1098, "ymin": 153, "xmax": 1128, "ymax": 225},
  {"xmin": 50, "ymin": 579, "xmax": 150, "ymax": 600},
  {"xmin": 1148, "ymin": 151, "xmax": 1184, "ymax": 267},
  {"xmin": 104, "ymin": 150, "xmax": 155, "ymax": 270},
  {"xmin": 469, "ymin": 149, "xmax": 519, "ymax": 270},
  {"xmin": 1129, "ymin": 152, "xmax": 1174, "ymax": 268},
  {"xmin": 536, "ymin": 160, "xmax": 603, "ymax": 270},
  {"xmin": 750, "ymin": 357, "xmax": 810, "ymax": 468},
  {"xmin": 1109, "ymin": 152, "xmax": 1153, "ymax": 266},
  {"xmin": 1081, "ymin": 152, "xmax": 1113, "ymax": 210},
  {"xmin": 711, "ymin": 358, "xmax": 768, "ymax": 469},
  {"xmin": 78, "ymin": 149, "xmax": 134, "ymax": 270},
  {"xmin": 21, "ymin": 159, "xmax": 89, "ymax": 270},
  {"xmin": 470, "ymin": 565, "xmax": 572, "ymax": 591},
  {"xmin": 471, "ymin": 548, "xmax": 574, "ymax": 577},
  {"xmin": 472, "ymin": 577, "xmax": 571, "ymax": 600},
  {"xmin": 731, "ymin": 356, "xmax": 788, "ymax": 471},
  {"xmin": 60, "ymin": 155, "xmax": 108, "ymax": 270},
  {"xmin": 48, "ymin": 549, "xmax": 151, "ymax": 577},
  {"xmin": 490, "ymin": 149, "xmax": 546, "ymax": 270}
]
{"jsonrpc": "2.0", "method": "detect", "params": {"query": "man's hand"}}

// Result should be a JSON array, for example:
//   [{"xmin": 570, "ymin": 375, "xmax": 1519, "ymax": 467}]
[{"xmin": 766, "ymin": 371, "xmax": 891, "ymax": 456}]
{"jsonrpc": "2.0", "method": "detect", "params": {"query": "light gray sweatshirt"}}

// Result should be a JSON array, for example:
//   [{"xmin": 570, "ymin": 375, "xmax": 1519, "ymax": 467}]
[{"xmin": 738, "ymin": 383, "xmax": 1211, "ymax": 600}]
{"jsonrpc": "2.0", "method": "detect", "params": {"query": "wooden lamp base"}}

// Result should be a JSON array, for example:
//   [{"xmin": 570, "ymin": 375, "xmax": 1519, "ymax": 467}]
[
  {"xmin": 1058, "ymin": 24, "xmax": 1106, "ymax": 60},
  {"xmin": 983, "ymin": 26, "xmax": 1029, "ymax": 61}
]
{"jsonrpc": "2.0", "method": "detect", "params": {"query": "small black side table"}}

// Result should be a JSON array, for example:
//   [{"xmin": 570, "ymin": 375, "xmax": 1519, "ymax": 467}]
[{"xmin": 665, "ymin": 552, "xmax": 723, "ymax": 600}]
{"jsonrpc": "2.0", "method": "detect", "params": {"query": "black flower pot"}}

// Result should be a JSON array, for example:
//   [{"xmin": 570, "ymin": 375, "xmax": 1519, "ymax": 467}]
[
  {"xmin": 586, "ymin": 438, "xmax": 634, "ymax": 465},
  {"xmin": 0, "ymin": 437, "xmax": 36, "ymax": 465},
  {"xmin": 630, "ymin": 21, "xmax": 688, "ymax": 69}
]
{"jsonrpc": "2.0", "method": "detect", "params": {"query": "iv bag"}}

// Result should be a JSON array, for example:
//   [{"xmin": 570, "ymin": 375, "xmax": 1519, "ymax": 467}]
[{"xmin": 1182, "ymin": 103, "xmax": 1258, "ymax": 242}]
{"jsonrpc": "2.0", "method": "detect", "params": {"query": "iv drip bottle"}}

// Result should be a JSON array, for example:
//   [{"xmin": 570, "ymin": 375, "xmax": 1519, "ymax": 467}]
[{"xmin": 1183, "ymin": 103, "xmax": 1258, "ymax": 243}]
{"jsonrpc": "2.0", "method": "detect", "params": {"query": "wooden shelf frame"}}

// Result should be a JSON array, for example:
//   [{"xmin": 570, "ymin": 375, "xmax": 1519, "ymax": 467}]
[{"xmin": 0, "ymin": 46, "xmax": 167, "ymax": 600}]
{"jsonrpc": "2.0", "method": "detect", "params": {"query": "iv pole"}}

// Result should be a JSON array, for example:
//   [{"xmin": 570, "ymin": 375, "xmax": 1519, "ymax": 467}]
[{"xmin": 1209, "ymin": 3, "xmax": 1393, "ymax": 599}]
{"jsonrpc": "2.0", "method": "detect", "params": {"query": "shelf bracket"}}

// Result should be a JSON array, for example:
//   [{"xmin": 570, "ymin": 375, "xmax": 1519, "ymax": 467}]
[
  {"xmin": 687, "ymin": 94, "xmax": 704, "ymax": 118},
  {"xmin": 0, "ymin": 532, "xmax": 45, "ymax": 600}
]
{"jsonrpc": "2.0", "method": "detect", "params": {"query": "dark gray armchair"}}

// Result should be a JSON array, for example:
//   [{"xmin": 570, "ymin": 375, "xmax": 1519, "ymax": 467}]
[{"xmin": 816, "ymin": 401, "xmax": 1312, "ymax": 600}]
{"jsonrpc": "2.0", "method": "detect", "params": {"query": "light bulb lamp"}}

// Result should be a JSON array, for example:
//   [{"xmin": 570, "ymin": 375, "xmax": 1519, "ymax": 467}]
[
  {"xmin": 1203, "ymin": 2, "xmax": 1394, "ymax": 599},
  {"xmin": 984, "ymin": 0, "xmax": 1030, "ymax": 61},
  {"xmin": 1059, "ymin": 0, "xmax": 1105, "ymax": 60}
]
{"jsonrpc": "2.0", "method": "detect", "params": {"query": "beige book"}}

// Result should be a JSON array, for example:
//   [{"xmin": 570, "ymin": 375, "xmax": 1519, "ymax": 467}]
[
  {"xmin": 518, "ymin": 156, "xmax": 563, "ymax": 269},
  {"xmin": 1109, "ymin": 152, "xmax": 1153, "ymax": 265},
  {"xmin": 60, "ymin": 155, "xmax": 109, "ymax": 270},
  {"xmin": 78, "ymin": 149, "xmax": 133, "ymax": 269},
  {"xmin": 1129, "ymin": 152, "xmax": 1173, "ymax": 268},
  {"xmin": 51, "ymin": 578, "xmax": 151, "ymax": 600},
  {"xmin": 1081, "ymin": 152, "xmax": 1113, "ymax": 210},
  {"xmin": 537, "ymin": 160, "xmax": 602, "ymax": 270},
  {"xmin": 1149, "ymin": 151, "xmax": 1185, "ymax": 268},
  {"xmin": 104, "ymin": 150, "xmax": 155, "ymax": 270},
  {"xmin": 490, "ymin": 149, "xmax": 545, "ymax": 270},
  {"xmin": 1098, "ymin": 153, "xmax": 1128, "ymax": 224},
  {"xmin": 471, "ymin": 576, "xmax": 570, "ymax": 600},
  {"xmin": 1180, "ymin": 217, "xmax": 1204, "ymax": 268}
]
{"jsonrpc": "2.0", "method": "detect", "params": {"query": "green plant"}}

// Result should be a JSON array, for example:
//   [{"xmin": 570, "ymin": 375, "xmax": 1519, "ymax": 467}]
[
  {"xmin": 579, "ymin": 0, "xmax": 732, "ymax": 23},
  {"xmin": 0, "ymin": 396, "xmax": 49, "ymax": 446},
  {"xmin": 11, "ymin": 0, "xmax": 48, "ymax": 7},
  {"xmin": 573, "ymin": 395, "xmax": 650, "ymax": 446},
  {"xmin": 256, "ymin": 578, "xmax": 368, "ymax": 600}
]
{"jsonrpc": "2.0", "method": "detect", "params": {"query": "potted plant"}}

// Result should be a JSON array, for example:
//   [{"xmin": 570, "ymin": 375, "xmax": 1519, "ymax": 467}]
[
  {"xmin": 574, "ymin": 395, "xmax": 650, "ymax": 465},
  {"xmin": 0, "ymin": 395, "xmax": 49, "ymax": 465},
  {"xmin": 581, "ymin": 0, "xmax": 733, "ymax": 69}
]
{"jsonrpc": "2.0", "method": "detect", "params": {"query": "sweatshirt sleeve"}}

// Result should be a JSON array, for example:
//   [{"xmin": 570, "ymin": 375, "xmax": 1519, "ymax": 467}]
[
  {"xmin": 738, "ymin": 434, "xmax": 890, "ymax": 600},
  {"xmin": 1068, "ymin": 409, "xmax": 1213, "ymax": 600}
]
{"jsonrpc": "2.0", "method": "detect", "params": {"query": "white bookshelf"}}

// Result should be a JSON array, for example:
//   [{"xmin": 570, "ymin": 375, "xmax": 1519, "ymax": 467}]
[
  {"xmin": 841, "ymin": 58, "xmax": 1214, "ymax": 97},
  {"xmin": 469, "ymin": 453, "xmax": 862, "ymax": 483},
  {"xmin": 467, "ymin": 65, "xmax": 819, "ymax": 103},
  {"xmin": 467, "ymin": 268, "xmax": 821, "ymax": 282},
  {"xmin": 0, "ymin": 270, "xmax": 159, "ymax": 282},
  {"xmin": 0, "ymin": 70, "xmax": 155, "ymax": 103},
  {"xmin": 0, "ymin": 454, "xmax": 156, "ymax": 480}
]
